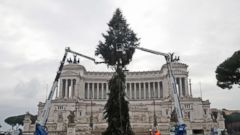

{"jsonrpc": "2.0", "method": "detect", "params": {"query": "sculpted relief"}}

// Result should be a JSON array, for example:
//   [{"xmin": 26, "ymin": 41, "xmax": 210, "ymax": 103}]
[
  {"xmin": 68, "ymin": 111, "xmax": 75, "ymax": 124},
  {"xmin": 58, "ymin": 112, "xmax": 63, "ymax": 122}
]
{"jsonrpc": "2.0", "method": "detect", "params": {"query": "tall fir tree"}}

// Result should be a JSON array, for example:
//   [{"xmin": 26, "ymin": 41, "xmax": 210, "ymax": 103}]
[{"xmin": 95, "ymin": 8, "xmax": 139, "ymax": 135}]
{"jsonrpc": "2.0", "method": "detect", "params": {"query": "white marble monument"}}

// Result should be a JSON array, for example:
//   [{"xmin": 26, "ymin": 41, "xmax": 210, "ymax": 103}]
[{"xmin": 23, "ymin": 61, "xmax": 225, "ymax": 135}]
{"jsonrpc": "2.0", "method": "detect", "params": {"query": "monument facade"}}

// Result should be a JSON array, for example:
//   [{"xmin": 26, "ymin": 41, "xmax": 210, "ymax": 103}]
[{"xmin": 23, "ymin": 62, "xmax": 225, "ymax": 135}]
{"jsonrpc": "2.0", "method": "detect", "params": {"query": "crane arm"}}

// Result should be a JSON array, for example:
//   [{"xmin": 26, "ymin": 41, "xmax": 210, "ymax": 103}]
[
  {"xmin": 133, "ymin": 46, "xmax": 169, "ymax": 57},
  {"xmin": 166, "ymin": 62, "xmax": 184, "ymax": 125},
  {"xmin": 37, "ymin": 47, "xmax": 69, "ymax": 127},
  {"xmin": 35, "ymin": 47, "xmax": 102, "ymax": 135},
  {"xmin": 130, "ymin": 45, "xmax": 186, "ymax": 134},
  {"xmin": 130, "ymin": 45, "xmax": 184, "ymax": 125},
  {"xmin": 67, "ymin": 48, "xmax": 105, "ymax": 64}
]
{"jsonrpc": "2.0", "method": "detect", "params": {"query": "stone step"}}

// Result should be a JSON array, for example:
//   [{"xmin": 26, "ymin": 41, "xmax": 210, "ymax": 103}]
[{"xmin": 91, "ymin": 130, "xmax": 171, "ymax": 135}]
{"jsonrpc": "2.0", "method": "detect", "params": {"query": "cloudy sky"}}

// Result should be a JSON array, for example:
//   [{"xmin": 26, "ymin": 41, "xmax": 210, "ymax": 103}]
[{"xmin": 0, "ymin": 0, "xmax": 240, "ymax": 130}]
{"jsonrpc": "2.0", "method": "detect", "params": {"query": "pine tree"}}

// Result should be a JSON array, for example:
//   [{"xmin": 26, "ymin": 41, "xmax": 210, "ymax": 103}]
[
  {"xmin": 216, "ymin": 50, "xmax": 240, "ymax": 89},
  {"xmin": 95, "ymin": 8, "xmax": 139, "ymax": 68},
  {"xmin": 95, "ymin": 8, "xmax": 139, "ymax": 135}
]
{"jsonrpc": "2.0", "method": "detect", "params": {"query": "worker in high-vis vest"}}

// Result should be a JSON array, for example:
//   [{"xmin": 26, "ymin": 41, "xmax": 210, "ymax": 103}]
[
  {"xmin": 155, "ymin": 130, "xmax": 160, "ymax": 135},
  {"xmin": 150, "ymin": 129, "xmax": 160, "ymax": 135}
]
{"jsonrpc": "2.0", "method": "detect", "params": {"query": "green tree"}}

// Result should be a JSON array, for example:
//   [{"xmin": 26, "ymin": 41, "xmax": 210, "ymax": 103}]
[
  {"xmin": 216, "ymin": 50, "xmax": 240, "ymax": 89},
  {"xmin": 5, "ymin": 114, "xmax": 37, "ymax": 126},
  {"xmin": 95, "ymin": 8, "xmax": 139, "ymax": 68},
  {"xmin": 95, "ymin": 8, "xmax": 139, "ymax": 135}
]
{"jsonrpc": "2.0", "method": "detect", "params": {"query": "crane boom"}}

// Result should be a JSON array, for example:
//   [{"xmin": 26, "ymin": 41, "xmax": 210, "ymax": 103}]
[
  {"xmin": 35, "ymin": 47, "xmax": 101, "ymax": 135},
  {"xmin": 166, "ymin": 60, "xmax": 184, "ymax": 125},
  {"xmin": 38, "ymin": 47, "xmax": 70, "ymax": 126},
  {"xmin": 67, "ymin": 48, "xmax": 105, "ymax": 64},
  {"xmin": 134, "ymin": 46, "xmax": 169, "ymax": 57},
  {"xmin": 68, "ymin": 49, "xmax": 95, "ymax": 63},
  {"xmin": 129, "ymin": 45, "xmax": 186, "ymax": 135}
]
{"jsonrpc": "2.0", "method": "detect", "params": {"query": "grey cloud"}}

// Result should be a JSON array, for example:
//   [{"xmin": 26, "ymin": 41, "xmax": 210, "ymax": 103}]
[
  {"xmin": 1, "ymin": 0, "xmax": 240, "ymax": 130},
  {"xmin": 13, "ymin": 78, "xmax": 41, "ymax": 98},
  {"xmin": 1, "ymin": 0, "xmax": 116, "ymax": 51},
  {"xmin": 191, "ymin": 81, "xmax": 240, "ymax": 109}
]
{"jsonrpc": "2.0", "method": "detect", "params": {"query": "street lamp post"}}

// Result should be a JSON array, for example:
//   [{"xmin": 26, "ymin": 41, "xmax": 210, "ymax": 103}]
[
  {"xmin": 152, "ymin": 89, "xmax": 157, "ymax": 128},
  {"xmin": 75, "ymin": 100, "xmax": 79, "ymax": 121},
  {"xmin": 153, "ymin": 98, "xmax": 157, "ymax": 127},
  {"xmin": 90, "ymin": 94, "xmax": 93, "ymax": 135}
]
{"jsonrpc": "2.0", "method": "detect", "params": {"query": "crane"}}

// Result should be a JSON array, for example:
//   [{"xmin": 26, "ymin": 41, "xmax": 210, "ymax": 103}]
[
  {"xmin": 35, "ymin": 47, "xmax": 103, "ymax": 135},
  {"xmin": 117, "ymin": 44, "xmax": 186, "ymax": 135},
  {"xmin": 133, "ymin": 46, "xmax": 186, "ymax": 135}
]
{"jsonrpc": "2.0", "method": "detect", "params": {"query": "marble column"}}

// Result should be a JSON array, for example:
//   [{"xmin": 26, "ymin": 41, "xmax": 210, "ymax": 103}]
[
  {"xmin": 127, "ymin": 83, "xmax": 130, "ymax": 99},
  {"xmin": 133, "ymin": 83, "xmax": 135, "ymax": 99},
  {"xmin": 74, "ymin": 79, "xmax": 76, "ymax": 98},
  {"xmin": 103, "ymin": 83, "xmax": 106, "ymax": 99},
  {"xmin": 176, "ymin": 78, "xmax": 179, "ymax": 96},
  {"xmin": 97, "ymin": 83, "xmax": 99, "ymax": 99},
  {"xmin": 181, "ymin": 78, "xmax": 186, "ymax": 97},
  {"xmin": 134, "ymin": 83, "xmax": 137, "ymax": 99},
  {"xmin": 88, "ymin": 83, "xmax": 90, "ymax": 99},
  {"xmin": 189, "ymin": 79, "xmax": 192, "ymax": 97},
  {"xmin": 74, "ymin": 79, "xmax": 78, "ymax": 98},
  {"xmin": 152, "ymin": 82, "xmax": 155, "ymax": 98},
  {"xmin": 106, "ymin": 83, "xmax": 109, "ymax": 99},
  {"xmin": 100, "ymin": 83, "xmax": 103, "ymax": 99},
  {"xmin": 129, "ymin": 83, "xmax": 132, "ymax": 100},
  {"xmin": 145, "ymin": 82, "xmax": 148, "ymax": 99},
  {"xmin": 65, "ymin": 79, "xmax": 68, "ymax": 99},
  {"xmin": 143, "ymin": 82, "xmax": 146, "ymax": 99},
  {"xmin": 59, "ymin": 79, "xmax": 63, "ymax": 98},
  {"xmin": 98, "ymin": 83, "xmax": 100, "ymax": 99},
  {"xmin": 84, "ymin": 83, "xmax": 87, "ymax": 99},
  {"xmin": 159, "ymin": 82, "xmax": 163, "ymax": 98},
  {"xmin": 147, "ymin": 82, "xmax": 150, "ymax": 99},
  {"xmin": 186, "ymin": 78, "xmax": 189, "ymax": 96},
  {"xmin": 74, "ymin": 79, "xmax": 77, "ymax": 98},
  {"xmin": 148, "ymin": 82, "xmax": 152, "ymax": 99},
  {"xmin": 71, "ymin": 79, "xmax": 74, "ymax": 98},
  {"xmin": 55, "ymin": 83, "xmax": 58, "ymax": 99},
  {"xmin": 130, "ymin": 83, "xmax": 133, "ymax": 99},
  {"xmin": 94, "ymin": 83, "xmax": 97, "ymax": 99},
  {"xmin": 156, "ymin": 81, "xmax": 160, "ymax": 99},
  {"xmin": 68, "ymin": 79, "xmax": 71, "ymax": 98},
  {"xmin": 102, "ymin": 83, "xmax": 104, "ymax": 99},
  {"xmin": 62, "ymin": 79, "xmax": 66, "ymax": 98},
  {"xmin": 91, "ymin": 83, "xmax": 93, "ymax": 99},
  {"xmin": 77, "ymin": 78, "xmax": 83, "ymax": 99},
  {"xmin": 141, "ymin": 83, "xmax": 144, "ymax": 99},
  {"xmin": 149, "ymin": 82, "xmax": 152, "ymax": 99},
  {"xmin": 93, "ymin": 83, "xmax": 95, "ymax": 99},
  {"xmin": 154, "ymin": 82, "xmax": 158, "ymax": 99},
  {"xmin": 179, "ymin": 78, "xmax": 182, "ymax": 97}
]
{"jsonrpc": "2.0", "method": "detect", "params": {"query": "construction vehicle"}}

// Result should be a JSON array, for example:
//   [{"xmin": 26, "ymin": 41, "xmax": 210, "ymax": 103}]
[
  {"xmin": 132, "ymin": 46, "xmax": 186, "ymax": 135},
  {"xmin": 133, "ymin": 46, "xmax": 186, "ymax": 135},
  {"xmin": 117, "ymin": 44, "xmax": 186, "ymax": 135},
  {"xmin": 35, "ymin": 47, "xmax": 102, "ymax": 135}
]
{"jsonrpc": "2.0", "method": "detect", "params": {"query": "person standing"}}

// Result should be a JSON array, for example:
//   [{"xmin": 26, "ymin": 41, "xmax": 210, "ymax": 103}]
[{"xmin": 155, "ymin": 130, "xmax": 160, "ymax": 135}]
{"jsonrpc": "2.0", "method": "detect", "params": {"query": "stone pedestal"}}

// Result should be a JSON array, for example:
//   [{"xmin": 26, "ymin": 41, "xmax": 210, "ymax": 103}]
[
  {"xmin": 57, "ymin": 122, "xmax": 64, "ymax": 131},
  {"xmin": 23, "ymin": 112, "xmax": 32, "ymax": 132},
  {"xmin": 67, "ymin": 124, "xmax": 76, "ymax": 135}
]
